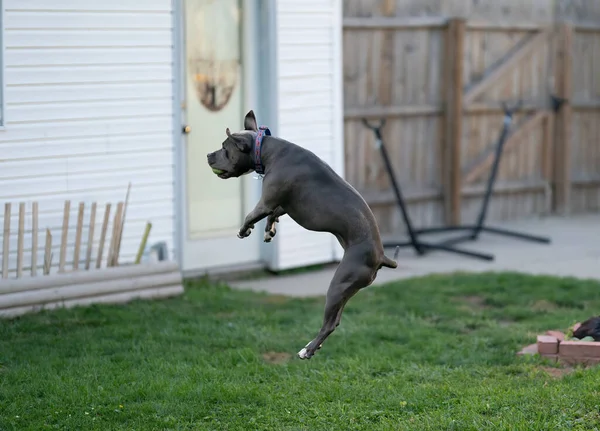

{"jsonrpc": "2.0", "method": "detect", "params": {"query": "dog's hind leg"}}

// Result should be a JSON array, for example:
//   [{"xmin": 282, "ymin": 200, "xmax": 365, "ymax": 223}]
[{"xmin": 298, "ymin": 252, "xmax": 373, "ymax": 360}]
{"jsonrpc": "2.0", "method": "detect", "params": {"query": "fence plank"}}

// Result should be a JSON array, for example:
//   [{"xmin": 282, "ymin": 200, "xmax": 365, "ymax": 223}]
[
  {"xmin": 554, "ymin": 23, "xmax": 573, "ymax": 214},
  {"xmin": 466, "ymin": 20, "xmax": 546, "ymax": 31},
  {"xmin": 542, "ymin": 113, "xmax": 555, "ymax": 182},
  {"xmin": 443, "ymin": 18, "xmax": 465, "ymax": 225},
  {"xmin": 343, "ymin": 16, "xmax": 446, "ymax": 30},
  {"xmin": 344, "ymin": 105, "xmax": 441, "ymax": 119}
]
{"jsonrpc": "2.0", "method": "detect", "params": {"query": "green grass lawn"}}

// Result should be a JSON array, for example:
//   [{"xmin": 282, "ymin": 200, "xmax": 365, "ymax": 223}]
[{"xmin": 2, "ymin": 272, "xmax": 600, "ymax": 430}]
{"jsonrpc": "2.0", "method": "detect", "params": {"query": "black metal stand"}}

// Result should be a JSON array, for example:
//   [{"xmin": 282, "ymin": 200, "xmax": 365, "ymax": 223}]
[{"xmin": 362, "ymin": 100, "xmax": 551, "ymax": 262}]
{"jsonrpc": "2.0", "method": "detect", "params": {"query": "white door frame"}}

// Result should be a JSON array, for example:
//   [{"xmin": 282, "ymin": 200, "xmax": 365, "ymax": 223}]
[
  {"xmin": 331, "ymin": 0, "xmax": 345, "ymax": 262},
  {"xmin": 172, "ymin": 0, "xmax": 278, "ymax": 276}
]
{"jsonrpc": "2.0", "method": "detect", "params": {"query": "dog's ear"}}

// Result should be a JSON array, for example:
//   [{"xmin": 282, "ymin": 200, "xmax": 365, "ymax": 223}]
[
  {"xmin": 225, "ymin": 128, "xmax": 252, "ymax": 153},
  {"xmin": 244, "ymin": 110, "xmax": 258, "ymax": 132}
]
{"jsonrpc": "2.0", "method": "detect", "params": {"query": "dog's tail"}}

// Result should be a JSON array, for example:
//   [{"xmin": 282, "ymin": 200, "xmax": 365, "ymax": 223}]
[{"xmin": 380, "ymin": 246, "xmax": 400, "ymax": 269}]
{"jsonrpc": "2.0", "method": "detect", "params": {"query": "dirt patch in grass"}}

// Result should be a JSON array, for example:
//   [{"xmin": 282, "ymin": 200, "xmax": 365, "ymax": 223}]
[
  {"xmin": 531, "ymin": 299, "xmax": 558, "ymax": 312},
  {"xmin": 262, "ymin": 351, "xmax": 292, "ymax": 364},
  {"xmin": 498, "ymin": 319, "xmax": 514, "ymax": 327},
  {"xmin": 539, "ymin": 366, "xmax": 573, "ymax": 378},
  {"xmin": 456, "ymin": 295, "xmax": 489, "ymax": 310}
]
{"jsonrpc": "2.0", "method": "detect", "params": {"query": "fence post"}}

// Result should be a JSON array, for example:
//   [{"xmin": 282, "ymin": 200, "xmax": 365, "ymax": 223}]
[
  {"xmin": 443, "ymin": 18, "xmax": 465, "ymax": 225},
  {"xmin": 553, "ymin": 22, "xmax": 573, "ymax": 215}
]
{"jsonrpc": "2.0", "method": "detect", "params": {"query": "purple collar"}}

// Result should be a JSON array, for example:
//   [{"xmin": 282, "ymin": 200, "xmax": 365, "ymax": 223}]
[{"xmin": 253, "ymin": 125, "xmax": 271, "ymax": 175}]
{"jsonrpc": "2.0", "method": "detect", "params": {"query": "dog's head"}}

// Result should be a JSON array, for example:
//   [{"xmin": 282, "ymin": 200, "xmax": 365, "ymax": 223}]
[{"xmin": 206, "ymin": 110, "xmax": 259, "ymax": 179}]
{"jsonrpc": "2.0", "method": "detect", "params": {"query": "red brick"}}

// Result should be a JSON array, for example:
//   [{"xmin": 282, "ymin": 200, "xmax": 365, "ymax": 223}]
[
  {"xmin": 537, "ymin": 335, "xmax": 559, "ymax": 355},
  {"xmin": 559, "ymin": 341, "xmax": 600, "ymax": 358},
  {"xmin": 517, "ymin": 343, "xmax": 538, "ymax": 356},
  {"xmin": 546, "ymin": 330, "xmax": 565, "ymax": 341}
]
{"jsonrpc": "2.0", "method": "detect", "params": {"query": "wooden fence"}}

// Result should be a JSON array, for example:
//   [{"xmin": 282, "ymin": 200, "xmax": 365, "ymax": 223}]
[
  {"xmin": 343, "ymin": 0, "xmax": 600, "ymax": 235},
  {"xmin": 0, "ymin": 183, "xmax": 183, "ymax": 319},
  {"xmin": 2, "ymin": 199, "xmax": 127, "ymax": 280}
]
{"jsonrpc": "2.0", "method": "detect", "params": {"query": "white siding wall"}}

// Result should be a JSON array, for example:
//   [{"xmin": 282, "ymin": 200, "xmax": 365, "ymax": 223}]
[
  {"xmin": 271, "ymin": 0, "xmax": 344, "ymax": 270},
  {"xmin": 0, "ymin": 0, "xmax": 175, "ymax": 276}
]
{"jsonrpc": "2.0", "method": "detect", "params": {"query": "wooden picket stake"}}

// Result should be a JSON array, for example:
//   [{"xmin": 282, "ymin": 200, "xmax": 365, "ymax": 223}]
[
  {"xmin": 96, "ymin": 203, "xmax": 112, "ymax": 269},
  {"xmin": 72, "ymin": 202, "xmax": 85, "ymax": 270},
  {"xmin": 43, "ymin": 228, "xmax": 53, "ymax": 275},
  {"xmin": 2, "ymin": 203, "xmax": 10, "ymax": 279},
  {"xmin": 16, "ymin": 203, "xmax": 25, "ymax": 278},
  {"xmin": 85, "ymin": 203, "xmax": 97, "ymax": 270},
  {"xmin": 31, "ymin": 202, "xmax": 39, "ymax": 276},
  {"xmin": 58, "ymin": 201, "xmax": 71, "ymax": 273},
  {"xmin": 107, "ymin": 202, "xmax": 124, "ymax": 267}
]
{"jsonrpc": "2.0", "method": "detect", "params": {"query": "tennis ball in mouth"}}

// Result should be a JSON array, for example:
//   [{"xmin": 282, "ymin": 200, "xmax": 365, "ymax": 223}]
[{"xmin": 212, "ymin": 168, "xmax": 225, "ymax": 175}]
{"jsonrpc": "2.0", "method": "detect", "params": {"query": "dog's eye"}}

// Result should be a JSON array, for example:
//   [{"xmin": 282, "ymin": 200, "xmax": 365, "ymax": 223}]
[{"xmin": 224, "ymin": 148, "xmax": 228, "ymax": 157}]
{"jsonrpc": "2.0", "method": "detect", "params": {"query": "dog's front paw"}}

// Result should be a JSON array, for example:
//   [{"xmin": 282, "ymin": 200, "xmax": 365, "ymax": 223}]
[
  {"xmin": 237, "ymin": 229, "xmax": 251, "ymax": 239},
  {"xmin": 237, "ymin": 225, "xmax": 254, "ymax": 239}
]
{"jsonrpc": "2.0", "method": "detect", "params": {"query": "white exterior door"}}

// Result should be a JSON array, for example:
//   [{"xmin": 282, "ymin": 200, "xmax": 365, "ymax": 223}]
[{"xmin": 179, "ymin": 0, "xmax": 261, "ymax": 272}]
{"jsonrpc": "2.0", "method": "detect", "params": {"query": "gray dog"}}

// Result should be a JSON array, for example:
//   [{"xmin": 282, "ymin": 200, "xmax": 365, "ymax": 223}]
[{"xmin": 207, "ymin": 110, "xmax": 399, "ymax": 359}]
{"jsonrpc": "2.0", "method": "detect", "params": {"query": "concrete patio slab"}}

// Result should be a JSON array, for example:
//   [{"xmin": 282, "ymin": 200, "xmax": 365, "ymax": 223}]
[{"xmin": 229, "ymin": 215, "xmax": 600, "ymax": 297}]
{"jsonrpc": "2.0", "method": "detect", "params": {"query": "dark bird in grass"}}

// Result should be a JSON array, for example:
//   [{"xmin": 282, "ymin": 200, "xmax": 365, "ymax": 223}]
[{"xmin": 573, "ymin": 316, "xmax": 600, "ymax": 341}]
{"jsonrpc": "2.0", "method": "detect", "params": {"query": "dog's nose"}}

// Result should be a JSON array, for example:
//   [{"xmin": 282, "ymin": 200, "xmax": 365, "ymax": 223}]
[{"xmin": 207, "ymin": 152, "xmax": 215, "ymax": 164}]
